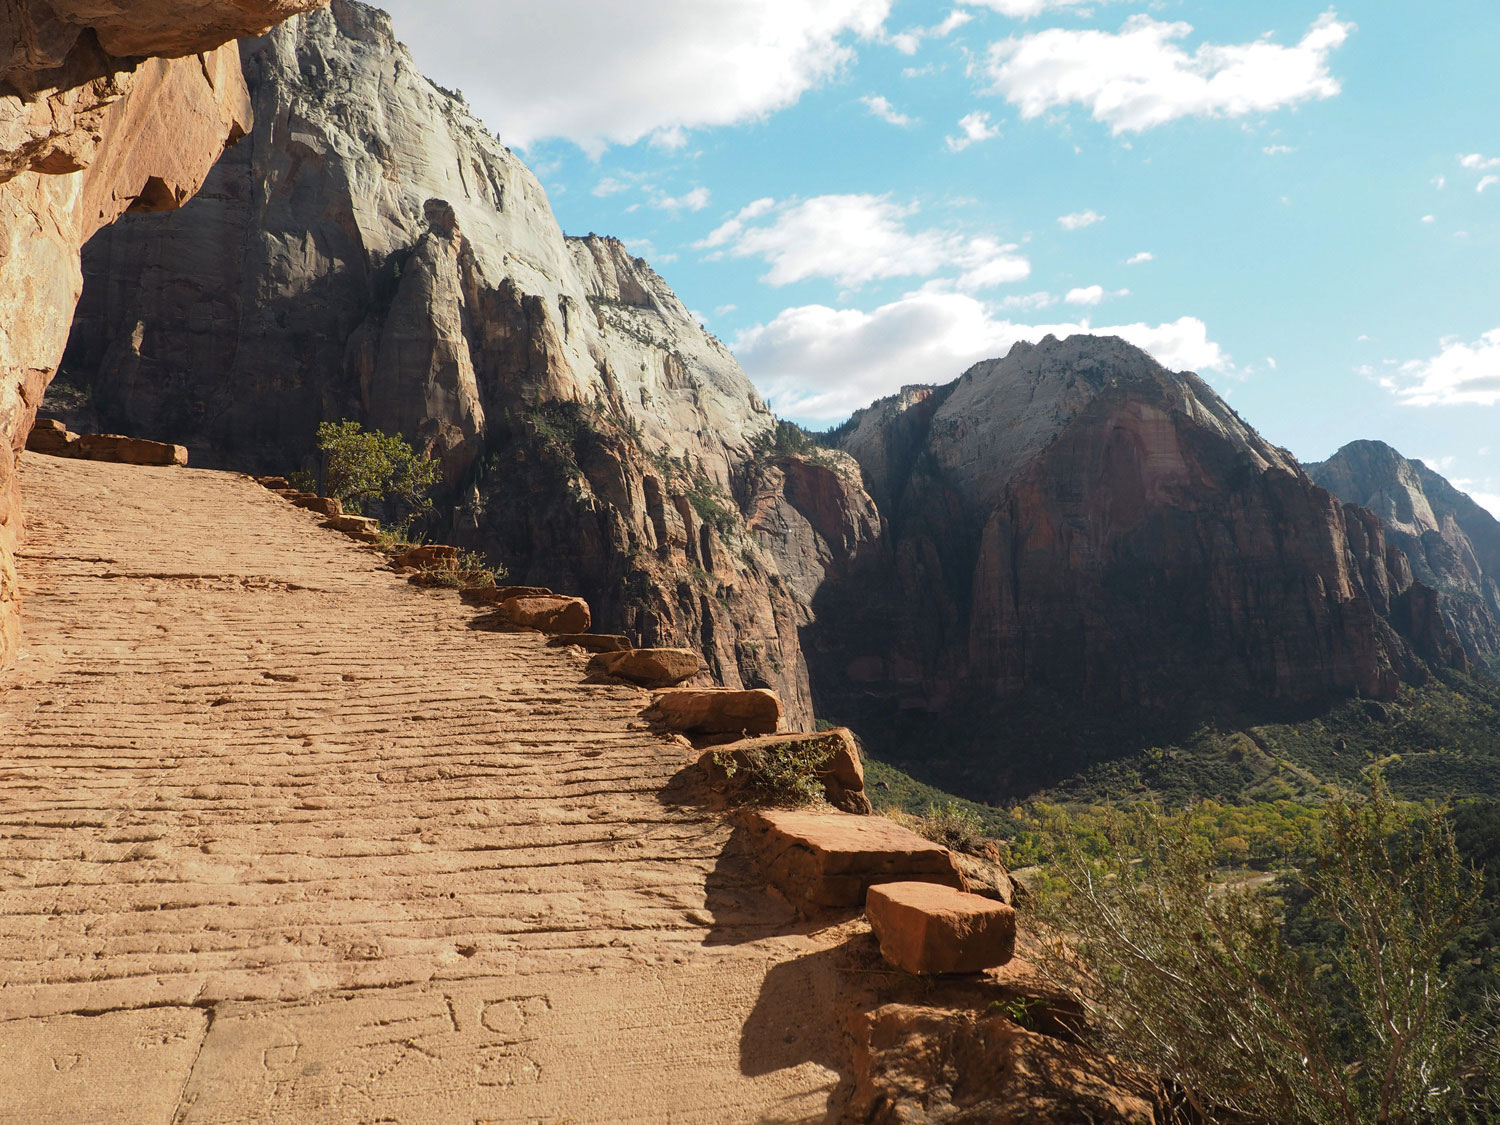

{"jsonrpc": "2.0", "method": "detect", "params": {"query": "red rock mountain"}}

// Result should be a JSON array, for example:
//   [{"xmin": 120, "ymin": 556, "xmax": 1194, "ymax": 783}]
[{"xmin": 807, "ymin": 336, "xmax": 1465, "ymax": 790}]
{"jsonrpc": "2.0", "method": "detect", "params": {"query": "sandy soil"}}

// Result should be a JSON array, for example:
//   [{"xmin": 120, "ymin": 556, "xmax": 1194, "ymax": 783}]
[{"xmin": 0, "ymin": 453, "xmax": 849, "ymax": 1123}]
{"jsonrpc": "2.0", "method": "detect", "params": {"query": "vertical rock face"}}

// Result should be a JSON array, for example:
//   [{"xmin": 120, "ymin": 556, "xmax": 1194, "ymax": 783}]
[
  {"xmin": 60, "ymin": 1, "xmax": 876, "ymax": 726},
  {"xmin": 1310, "ymin": 440, "xmax": 1500, "ymax": 673},
  {"xmin": 0, "ymin": 0, "xmax": 327, "ymax": 668},
  {"xmin": 816, "ymin": 336, "xmax": 1462, "ymax": 791}
]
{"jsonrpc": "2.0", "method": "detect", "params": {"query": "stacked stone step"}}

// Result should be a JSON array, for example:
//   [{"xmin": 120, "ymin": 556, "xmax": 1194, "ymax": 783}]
[{"xmin": 28, "ymin": 417, "xmax": 187, "ymax": 465}]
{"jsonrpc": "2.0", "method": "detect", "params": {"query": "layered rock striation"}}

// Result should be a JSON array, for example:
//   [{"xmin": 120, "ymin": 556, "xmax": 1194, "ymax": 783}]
[
  {"xmin": 61, "ymin": 1, "xmax": 875, "ymax": 725},
  {"xmin": 1310, "ymin": 440, "xmax": 1500, "ymax": 674},
  {"xmin": 813, "ymin": 336, "xmax": 1463, "ymax": 790},
  {"xmin": 0, "ymin": 0, "xmax": 326, "ymax": 667}
]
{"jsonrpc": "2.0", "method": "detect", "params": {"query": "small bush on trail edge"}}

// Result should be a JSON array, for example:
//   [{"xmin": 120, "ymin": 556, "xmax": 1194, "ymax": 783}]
[
  {"xmin": 917, "ymin": 802, "xmax": 988, "ymax": 854},
  {"xmin": 315, "ymin": 420, "xmax": 442, "ymax": 530},
  {"xmin": 884, "ymin": 802, "xmax": 990, "ymax": 856},
  {"xmin": 376, "ymin": 537, "xmax": 508, "ymax": 589},
  {"xmin": 1028, "ymin": 778, "xmax": 1499, "ymax": 1125},
  {"xmin": 711, "ymin": 737, "xmax": 836, "ymax": 808}
]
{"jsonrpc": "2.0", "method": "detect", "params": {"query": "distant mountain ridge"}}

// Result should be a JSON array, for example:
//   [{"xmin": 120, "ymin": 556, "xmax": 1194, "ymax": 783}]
[{"xmin": 1310, "ymin": 440, "xmax": 1500, "ymax": 674}]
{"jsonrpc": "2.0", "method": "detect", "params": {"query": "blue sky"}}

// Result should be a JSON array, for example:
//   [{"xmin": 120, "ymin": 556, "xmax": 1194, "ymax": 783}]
[{"xmin": 380, "ymin": 0, "xmax": 1500, "ymax": 514}]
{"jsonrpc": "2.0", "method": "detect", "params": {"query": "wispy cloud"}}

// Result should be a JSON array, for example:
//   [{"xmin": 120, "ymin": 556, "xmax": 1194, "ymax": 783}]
[
  {"xmin": 861, "ymin": 94, "xmax": 913, "ymax": 127},
  {"xmin": 982, "ymin": 12, "xmax": 1352, "ymax": 134},
  {"xmin": 945, "ymin": 111, "xmax": 1001, "ymax": 151},
  {"xmin": 1058, "ymin": 209, "xmax": 1104, "ymax": 231},
  {"xmin": 697, "ymin": 193, "xmax": 1028, "ymax": 290}
]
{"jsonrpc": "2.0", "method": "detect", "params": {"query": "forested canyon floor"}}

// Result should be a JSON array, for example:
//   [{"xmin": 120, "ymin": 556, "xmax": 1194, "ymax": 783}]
[{"xmin": 0, "ymin": 452, "xmax": 848, "ymax": 1123}]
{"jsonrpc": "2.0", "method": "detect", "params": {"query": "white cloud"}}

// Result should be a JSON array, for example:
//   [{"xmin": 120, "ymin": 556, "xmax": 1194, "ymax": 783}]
[
  {"xmin": 695, "ymin": 194, "xmax": 1030, "ymax": 290},
  {"xmin": 1262, "ymin": 144, "xmax": 1296, "ymax": 155},
  {"xmin": 653, "ymin": 186, "xmax": 712, "ymax": 213},
  {"xmin": 1432, "ymin": 175, "xmax": 1447, "ymax": 189},
  {"xmin": 1058, "ymin": 209, "xmax": 1104, "ymax": 230},
  {"xmin": 1421, "ymin": 214, "xmax": 1436, "ymax": 223},
  {"xmin": 997, "ymin": 291, "xmax": 1058, "ymax": 311},
  {"xmin": 1389, "ymin": 328, "xmax": 1500, "ymax": 407},
  {"xmin": 886, "ymin": 30, "xmax": 921, "ymax": 54},
  {"xmin": 932, "ymin": 10, "xmax": 974, "ymax": 36},
  {"xmin": 862, "ymin": 95, "xmax": 913, "ymax": 127},
  {"xmin": 379, "ymin": 0, "xmax": 892, "ymax": 152},
  {"xmin": 698, "ymin": 197, "xmax": 778, "ymax": 249},
  {"xmin": 945, "ymin": 111, "xmax": 1001, "ymax": 151},
  {"xmin": 960, "ymin": 0, "xmax": 1123, "ymax": 17},
  {"xmin": 733, "ymin": 288, "xmax": 1225, "ymax": 423},
  {"xmin": 983, "ymin": 12, "xmax": 1352, "ymax": 135},
  {"xmin": 1459, "ymin": 153, "xmax": 1500, "ymax": 171},
  {"xmin": 1478, "ymin": 175, "xmax": 1500, "ymax": 194},
  {"xmin": 1064, "ymin": 285, "xmax": 1129, "ymax": 306},
  {"xmin": 715, "ymin": 303, "xmax": 739, "ymax": 316},
  {"xmin": 1468, "ymin": 492, "xmax": 1500, "ymax": 520},
  {"xmin": 1126, "ymin": 250, "xmax": 1154, "ymax": 265},
  {"xmin": 885, "ymin": 8, "xmax": 973, "ymax": 54},
  {"xmin": 593, "ymin": 177, "xmax": 631, "ymax": 197},
  {"xmin": 650, "ymin": 126, "xmax": 689, "ymax": 151}
]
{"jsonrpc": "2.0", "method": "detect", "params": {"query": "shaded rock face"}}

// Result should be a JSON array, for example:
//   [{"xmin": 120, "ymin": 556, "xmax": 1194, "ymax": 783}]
[
  {"xmin": 815, "ymin": 335, "xmax": 1462, "ymax": 793},
  {"xmin": 61, "ymin": 1, "xmax": 875, "ymax": 726},
  {"xmin": 1310, "ymin": 440, "xmax": 1500, "ymax": 674},
  {"xmin": 0, "ymin": 0, "xmax": 326, "ymax": 668}
]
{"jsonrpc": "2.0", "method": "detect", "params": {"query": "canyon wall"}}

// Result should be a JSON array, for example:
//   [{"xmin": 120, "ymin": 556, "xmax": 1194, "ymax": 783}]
[
  {"xmin": 60, "ymin": 1, "xmax": 875, "ymax": 726},
  {"xmin": 0, "ymin": 0, "xmax": 326, "ymax": 667}
]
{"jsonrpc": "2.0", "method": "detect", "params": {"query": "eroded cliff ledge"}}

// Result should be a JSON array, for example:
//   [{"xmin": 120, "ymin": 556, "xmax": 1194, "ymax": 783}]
[{"xmin": 0, "ymin": 0, "xmax": 326, "ymax": 667}]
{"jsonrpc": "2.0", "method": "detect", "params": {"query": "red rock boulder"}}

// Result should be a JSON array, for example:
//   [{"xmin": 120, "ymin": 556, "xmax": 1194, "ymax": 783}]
[
  {"xmin": 74, "ymin": 433, "xmax": 188, "ymax": 466},
  {"xmin": 649, "ymin": 688, "xmax": 781, "ymax": 737},
  {"xmin": 26, "ymin": 419, "xmax": 79, "ymax": 456},
  {"xmin": 461, "ymin": 584, "xmax": 553, "ymax": 605},
  {"xmin": 394, "ymin": 544, "xmax": 460, "ymax": 568},
  {"xmin": 738, "ymin": 808, "xmax": 962, "ymax": 911},
  {"xmin": 702, "ymin": 728, "xmax": 872, "ymax": 814},
  {"xmin": 324, "ymin": 514, "xmax": 381, "ymax": 542},
  {"xmin": 547, "ymin": 633, "xmax": 632, "ymax": 654},
  {"xmin": 292, "ymin": 494, "xmax": 342, "ymax": 517},
  {"xmin": 866, "ymin": 881, "xmax": 1017, "ymax": 974},
  {"xmin": 588, "ymin": 647, "xmax": 703, "ymax": 688},
  {"xmin": 498, "ymin": 595, "xmax": 591, "ymax": 635}
]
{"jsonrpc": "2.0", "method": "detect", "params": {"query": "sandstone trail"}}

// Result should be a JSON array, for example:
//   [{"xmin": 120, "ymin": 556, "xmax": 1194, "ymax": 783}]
[{"xmin": 0, "ymin": 452, "xmax": 847, "ymax": 1124}]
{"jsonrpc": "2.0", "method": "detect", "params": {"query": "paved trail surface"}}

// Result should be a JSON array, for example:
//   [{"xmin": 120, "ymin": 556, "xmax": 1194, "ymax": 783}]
[{"xmin": 0, "ymin": 453, "xmax": 845, "ymax": 1123}]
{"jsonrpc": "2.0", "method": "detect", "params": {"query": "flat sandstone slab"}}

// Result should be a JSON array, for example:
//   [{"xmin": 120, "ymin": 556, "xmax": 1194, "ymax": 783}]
[
  {"xmin": 0, "ymin": 1006, "xmax": 209, "ymax": 1124},
  {"xmin": 739, "ymin": 808, "xmax": 962, "ymax": 910},
  {"xmin": 866, "ymin": 880, "xmax": 1017, "ymax": 974},
  {"xmin": 1, "ymin": 453, "xmax": 849, "ymax": 1123}
]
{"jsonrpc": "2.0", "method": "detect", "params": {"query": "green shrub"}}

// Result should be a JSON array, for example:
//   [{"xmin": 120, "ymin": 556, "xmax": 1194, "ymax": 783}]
[
  {"xmin": 1029, "ymin": 780, "xmax": 1495, "ymax": 1125},
  {"xmin": 315, "ymin": 420, "xmax": 442, "ymax": 528},
  {"xmin": 711, "ymin": 737, "xmax": 837, "ymax": 808},
  {"xmin": 911, "ymin": 801, "xmax": 988, "ymax": 855}
]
